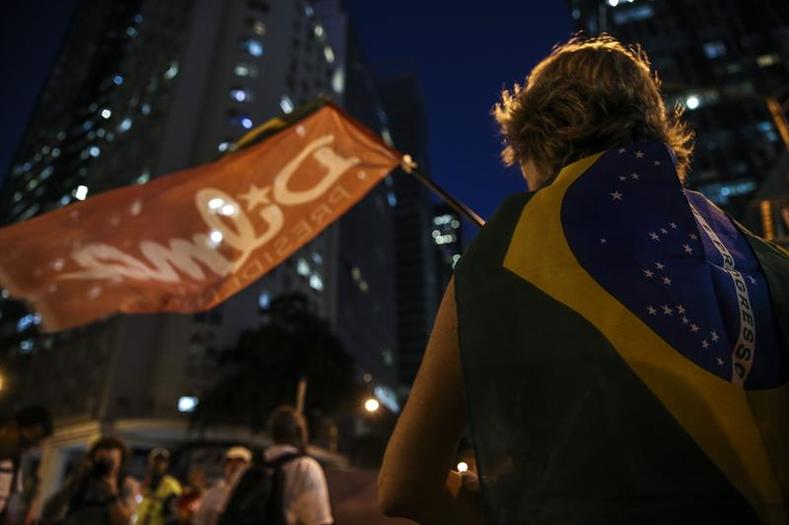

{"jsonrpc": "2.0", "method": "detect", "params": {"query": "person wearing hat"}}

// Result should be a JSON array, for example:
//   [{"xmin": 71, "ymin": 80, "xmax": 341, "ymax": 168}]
[
  {"xmin": 136, "ymin": 448, "xmax": 182, "ymax": 525},
  {"xmin": 192, "ymin": 446, "xmax": 252, "ymax": 525}
]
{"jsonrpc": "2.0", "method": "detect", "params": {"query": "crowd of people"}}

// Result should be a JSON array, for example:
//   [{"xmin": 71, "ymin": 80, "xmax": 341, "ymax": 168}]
[{"xmin": 0, "ymin": 404, "xmax": 333, "ymax": 525}]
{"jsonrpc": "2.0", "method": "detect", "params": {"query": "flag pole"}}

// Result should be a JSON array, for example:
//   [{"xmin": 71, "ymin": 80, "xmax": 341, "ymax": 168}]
[{"xmin": 400, "ymin": 155, "xmax": 486, "ymax": 228}]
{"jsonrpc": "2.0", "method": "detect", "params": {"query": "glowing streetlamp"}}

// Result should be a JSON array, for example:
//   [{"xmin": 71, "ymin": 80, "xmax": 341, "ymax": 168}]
[{"xmin": 364, "ymin": 398, "xmax": 380, "ymax": 413}]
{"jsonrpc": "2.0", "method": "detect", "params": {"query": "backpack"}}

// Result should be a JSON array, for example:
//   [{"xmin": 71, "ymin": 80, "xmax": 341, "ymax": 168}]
[{"xmin": 218, "ymin": 452, "xmax": 302, "ymax": 525}]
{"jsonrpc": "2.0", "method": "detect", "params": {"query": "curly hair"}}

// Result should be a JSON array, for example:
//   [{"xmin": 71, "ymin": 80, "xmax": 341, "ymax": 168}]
[{"xmin": 492, "ymin": 34, "xmax": 694, "ymax": 187}]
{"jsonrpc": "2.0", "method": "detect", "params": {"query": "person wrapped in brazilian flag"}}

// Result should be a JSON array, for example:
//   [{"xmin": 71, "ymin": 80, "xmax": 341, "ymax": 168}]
[{"xmin": 379, "ymin": 35, "xmax": 788, "ymax": 524}]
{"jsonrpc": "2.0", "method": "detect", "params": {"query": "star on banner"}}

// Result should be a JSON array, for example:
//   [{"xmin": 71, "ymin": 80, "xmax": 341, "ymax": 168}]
[
  {"xmin": 689, "ymin": 233, "xmax": 698, "ymax": 240},
  {"xmin": 238, "ymin": 184, "xmax": 272, "ymax": 211},
  {"xmin": 711, "ymin": 331, "xmax": 719, "ymax": 342},
  {"xmin": 610, "ymin": 191, "xmax": 623, "ymax": 201},
  {"xmin": 650, "ymin": 232, "xmax": 660, "ymax": 241},
  {"xmin": 653, "ymin": 160, "xmax": 661, "ymax": 166},
  {"xmin": 647, "ymin": 305, "xmax": 657, "ymax": 315},
  {"xmin": 662, "ymin": 276, "xmax": 672, "ymax": 286},
  {"xmin": 670, "ymin": 222, "xmax": 677, "ymax": 229},
  {"xmin": 676, "ymin": 304, "xmax": 686, "ymax": 314},
  {"xmin": 631, "ymin": 172, "xmax": 640, "ymax": 180},
  {"xmin": 660, "ymin": 228, "xmax": 668, "ymax": 234},
  {"xmin": 618, "ymin": 148, "xmax": 626, "ymax": 154},
  {"xmin": 655, "ymin": 262, "xmax": 665, "ymax": 270},
  {"xmin": 683, "ymin": 244, "xmax": 693, "ymax": 254},
  {"xmin": 716, "ymin": 357, "xmax": 724, "ymax": 366},
  {"xmin": 635, "ymin": 150, "xmax": 645, "ymax": 158},
  {"xmin": 643, "ymin": 269, "xmax": 654, "ymax": 278},
  {"xmin": 619, "ymin": 176, "xmax": 627, "ymax": 181},
  {"xmin": 681, "ymin": 316, "xmax": 690, "ymax": 324},
  {"xmin": 747, "ymin": 275, "xmax": 757, "ymax": 285},
  {"xmin": 702, "ymin": 340, "xmax": 709, "ymax": 349},
  {"xmin": 600, "ymin": 238, "xmax": 607, "ymax": 244},
  {"xmin": 662, "ymin": 305, "xmax": 673, "ymax": 315},
  {"xmin": 690, "ymin": 323, "xmax": 699, "ymax": 333}
]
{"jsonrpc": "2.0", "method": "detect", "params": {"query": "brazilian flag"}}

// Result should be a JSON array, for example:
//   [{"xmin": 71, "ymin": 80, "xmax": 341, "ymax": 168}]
[{"xmin": 455, "ymin": 141, "xmax": 788, "ymax": 524}]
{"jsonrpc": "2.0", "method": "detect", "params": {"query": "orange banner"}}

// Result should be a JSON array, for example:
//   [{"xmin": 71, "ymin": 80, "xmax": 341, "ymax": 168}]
[{"xmin": 0, "ymin": 104, "xmax": 401, "ymax": 331}]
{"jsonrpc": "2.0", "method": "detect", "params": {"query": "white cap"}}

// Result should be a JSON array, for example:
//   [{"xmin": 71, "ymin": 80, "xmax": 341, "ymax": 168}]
[{"xmin": 225, "ymin": 446, "xmax": 252, "ymax": 462}]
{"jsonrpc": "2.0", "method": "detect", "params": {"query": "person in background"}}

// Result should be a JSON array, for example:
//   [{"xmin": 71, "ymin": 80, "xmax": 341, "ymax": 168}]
[
  {"xmin": 192, "ymin": 446, "xmax": 251, "ymax": 525},
  {"xmin": 263, "ymin": 405, "xmax": 332, "ymax": 525},
  {"xmin": 175, "ymin": 465, "xmax": 205, "ymax": 525},
  {"xmin": 136, "ymin": 448, "xmax": 181, "ymax": 525},
  {"xmin": 0, "ymin": 406, "xmax": 53, "ymax": 524},
  {"xmin": 41, "ymin": 436, "xmax": 139, "ymax": 525}
]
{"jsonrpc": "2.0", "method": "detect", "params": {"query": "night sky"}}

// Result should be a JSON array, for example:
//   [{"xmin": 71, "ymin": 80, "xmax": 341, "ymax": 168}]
[{"xmin": 0, "ymin": 1, "xmax": 572, "ymax": 223}]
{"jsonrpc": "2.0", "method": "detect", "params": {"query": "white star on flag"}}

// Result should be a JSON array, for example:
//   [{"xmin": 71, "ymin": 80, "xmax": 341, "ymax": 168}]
[
  {"xmin": 631, "ymin": 172, "xmax": 640, "ymax": 180},
  {"xmin": 619, "ymin": 176, "xmax": 627, "ymax": 181},
  {"xmin": 747, "ymin": 275, "xmax": 756, "ymax": 285},
  {"xmin": 690, "ymin": 324, "xmax": 699, "ymax": 333},
  {"xmin": 676, "ymin": 305, "xmax": 686, "ymax": 314},
  {"xmin": 610, "ymin": 191, "xmax": 623, "ymax": 200},
  {"xmin": 660, "ymin": 228, "xmax": 668, "ymax": 234},
  {"xmin": 655, "ymin": 262, "xmax": 665, "ymax": 270},
  {"xmin": 683, "ymin": 244, "xmax": 693, "ymax": 254},
  {"xmin": 670, "ymin": 222, "xmax": 677, "ymax": 229},
  {"xmin": 643, "ymin": 269, "xmax": 654, "ymax": 278},
  {"xmin": 600, "ymin": 238, "xmax": 607, "ymax": 244},
  {"xmin": 689, "ymin": 233, "xmax": 698, "ymax": 240},
  {"xmin": 681, "ymin": 316, "xmax": 690, "ymax": 324},
  {"xmin": 238, "ymin": 184, "xmax": 272, "ymax": 211},
  {"xmin": 635, "ymin": 150, "xmax": 644, "ymax": 158},
  {"xmin": 661, "ymin": 305, "xmax": 673, "ymax": 315},
  {"xmin": 618, "ymin": 148, "xmax": 626, "ymax": 154},
  {"xmin": 711, "ymin": 331, "xmax": 719, "ymax": 342},
  {"xmin": 702, "ymin": 340, "xmax": 709, "ymax": 349},
  {"xmin": 654, "ymin": 160, "xmax": 661, "ymax": 166},
  {"xmin": 649, "ymin": 232, "xmax": 660, "ymax": 241},
  {"xmin": 647, "ymin": 305, "xmax": 657, "ymax": 315},
  {"xmin": 717, "ymin": 357, "xmax": 724, "ymax": 366},
  {"xmin": 662, "ymin": 276, "xmax": 672, "ymax": 286}
]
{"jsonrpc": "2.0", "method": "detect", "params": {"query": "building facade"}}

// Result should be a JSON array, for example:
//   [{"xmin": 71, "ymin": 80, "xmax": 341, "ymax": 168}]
[{"xmin": 567, "ymin": 0, "xmax": 789, "ymax": 219}]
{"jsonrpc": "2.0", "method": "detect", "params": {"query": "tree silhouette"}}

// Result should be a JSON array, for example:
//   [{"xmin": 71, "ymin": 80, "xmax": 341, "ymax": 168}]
[{"xmin": 193, "ymin": 293, "xmax": 358, "ymax": 434}]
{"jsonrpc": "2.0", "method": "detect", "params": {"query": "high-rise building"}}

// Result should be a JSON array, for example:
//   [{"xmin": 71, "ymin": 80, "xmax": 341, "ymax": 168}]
[
  {"xmin": 0, "ymin": 0, "xmax": 398, "ymax": 508},
  {"xmin": 431, "ymin": 203, "xmax": 464, "ymax": 298},
  {"xmin": 377, "ymin": 75, "xmax": 441, "ymax": 389},
  {"xmin": 567, "ymin": 0, "xmax": 789, "ymax": 218}
]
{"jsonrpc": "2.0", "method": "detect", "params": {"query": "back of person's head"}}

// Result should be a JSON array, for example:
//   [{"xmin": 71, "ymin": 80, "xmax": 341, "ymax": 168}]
[
  {"xmin": 15, "ymin": 405, "xmax": 53, "ymax": 437},
  {"xmin": 89, "ymin": 436, "xmax": 128, "ymax": 466},
  {"xmin": 493, "ymin": 33, "xmax": 694, "ymax": 189},
  {"xmin": 267, "ymin": 405, "xmax": 307, "ymax": 449}
]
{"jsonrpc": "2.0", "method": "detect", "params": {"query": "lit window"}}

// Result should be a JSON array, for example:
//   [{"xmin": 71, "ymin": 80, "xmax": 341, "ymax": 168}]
[
  {"xmin": 259, "ymin": 291, "xmax": 271, "ymax": 309},
  {"xmin": 703, "ymin": 41, "xmax": 727, "ymax": 59},
  {"xmin": 74, "ymin": 185, "xmax": 89, "ymax": 201},
  {"xmin": 324, "ymin": 46, "xmax": 334, "ymax": 63},
  {"xmin": 242, "ymin": 38, "xmax": 264, "ymax": 57},
  {"xmin": 612, "ymin": 5, "xmax": 653, "ymax": 24},
  {"xmin": 178, "ymin": 396, "xmax": 199, "ymax": 413},
  {"xmin": 17, "ymin": 313, "xmax": 41, "ymax": 332},
  {"xmin": 229, "ymin": 88, "xmax": 252, "ymax": 102},
  {"xmin": 757, "ymin": 54, "xmax": 780, "ymax": 67},
  {"xmin": 251, "ymin": 20, "xmax": 266, "ymax": 35},
  {"xmin": 118, "ymin": 117, "xmax": 133, "ymax": 133},
  {"xmin": 112, "ymin": 74, "xmax": 124, "ymax": 86},
  {"xmin": 297, "ymin": 258, "xmax": 310, "ymax": 276},
  {"xmin": 332, "ymin": 68, "xmax": 345, "ymax": 94},
  {"xmin": 164, "ymin": 61, "xmax": 179, "ymax": 80},
  {"xmin": 230, "ymin": 115, "xmax": 254, "ymax": 129},
  {"xmin": 280, "ymin": 95, "xmax": 294, "ymax": 114},
  {"xmin": 309, "ymin": 274, "xmax": 324, "ymax": 291},
  {"xmin": 234, "ymin": 63, "xmax": 258, "ymax": 77},
  {"xmin": 100, "ymin": 108, "xmax": 112, "ymax": 119}
]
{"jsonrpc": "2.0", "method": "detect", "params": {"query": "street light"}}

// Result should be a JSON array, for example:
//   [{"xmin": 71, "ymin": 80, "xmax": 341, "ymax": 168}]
[
  {"xmin": 364, "ymin": 398, "xmax": 380, "ymax": 413},
  {"xmin": 457, "ymin": 461, "xmax": 469, "ymax": 473}
]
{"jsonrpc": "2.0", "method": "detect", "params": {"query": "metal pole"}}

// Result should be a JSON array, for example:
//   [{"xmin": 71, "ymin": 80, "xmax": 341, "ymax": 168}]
[{"xmin": 400, "ymin": 155, "xmax": 486, "ymax": 228}]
